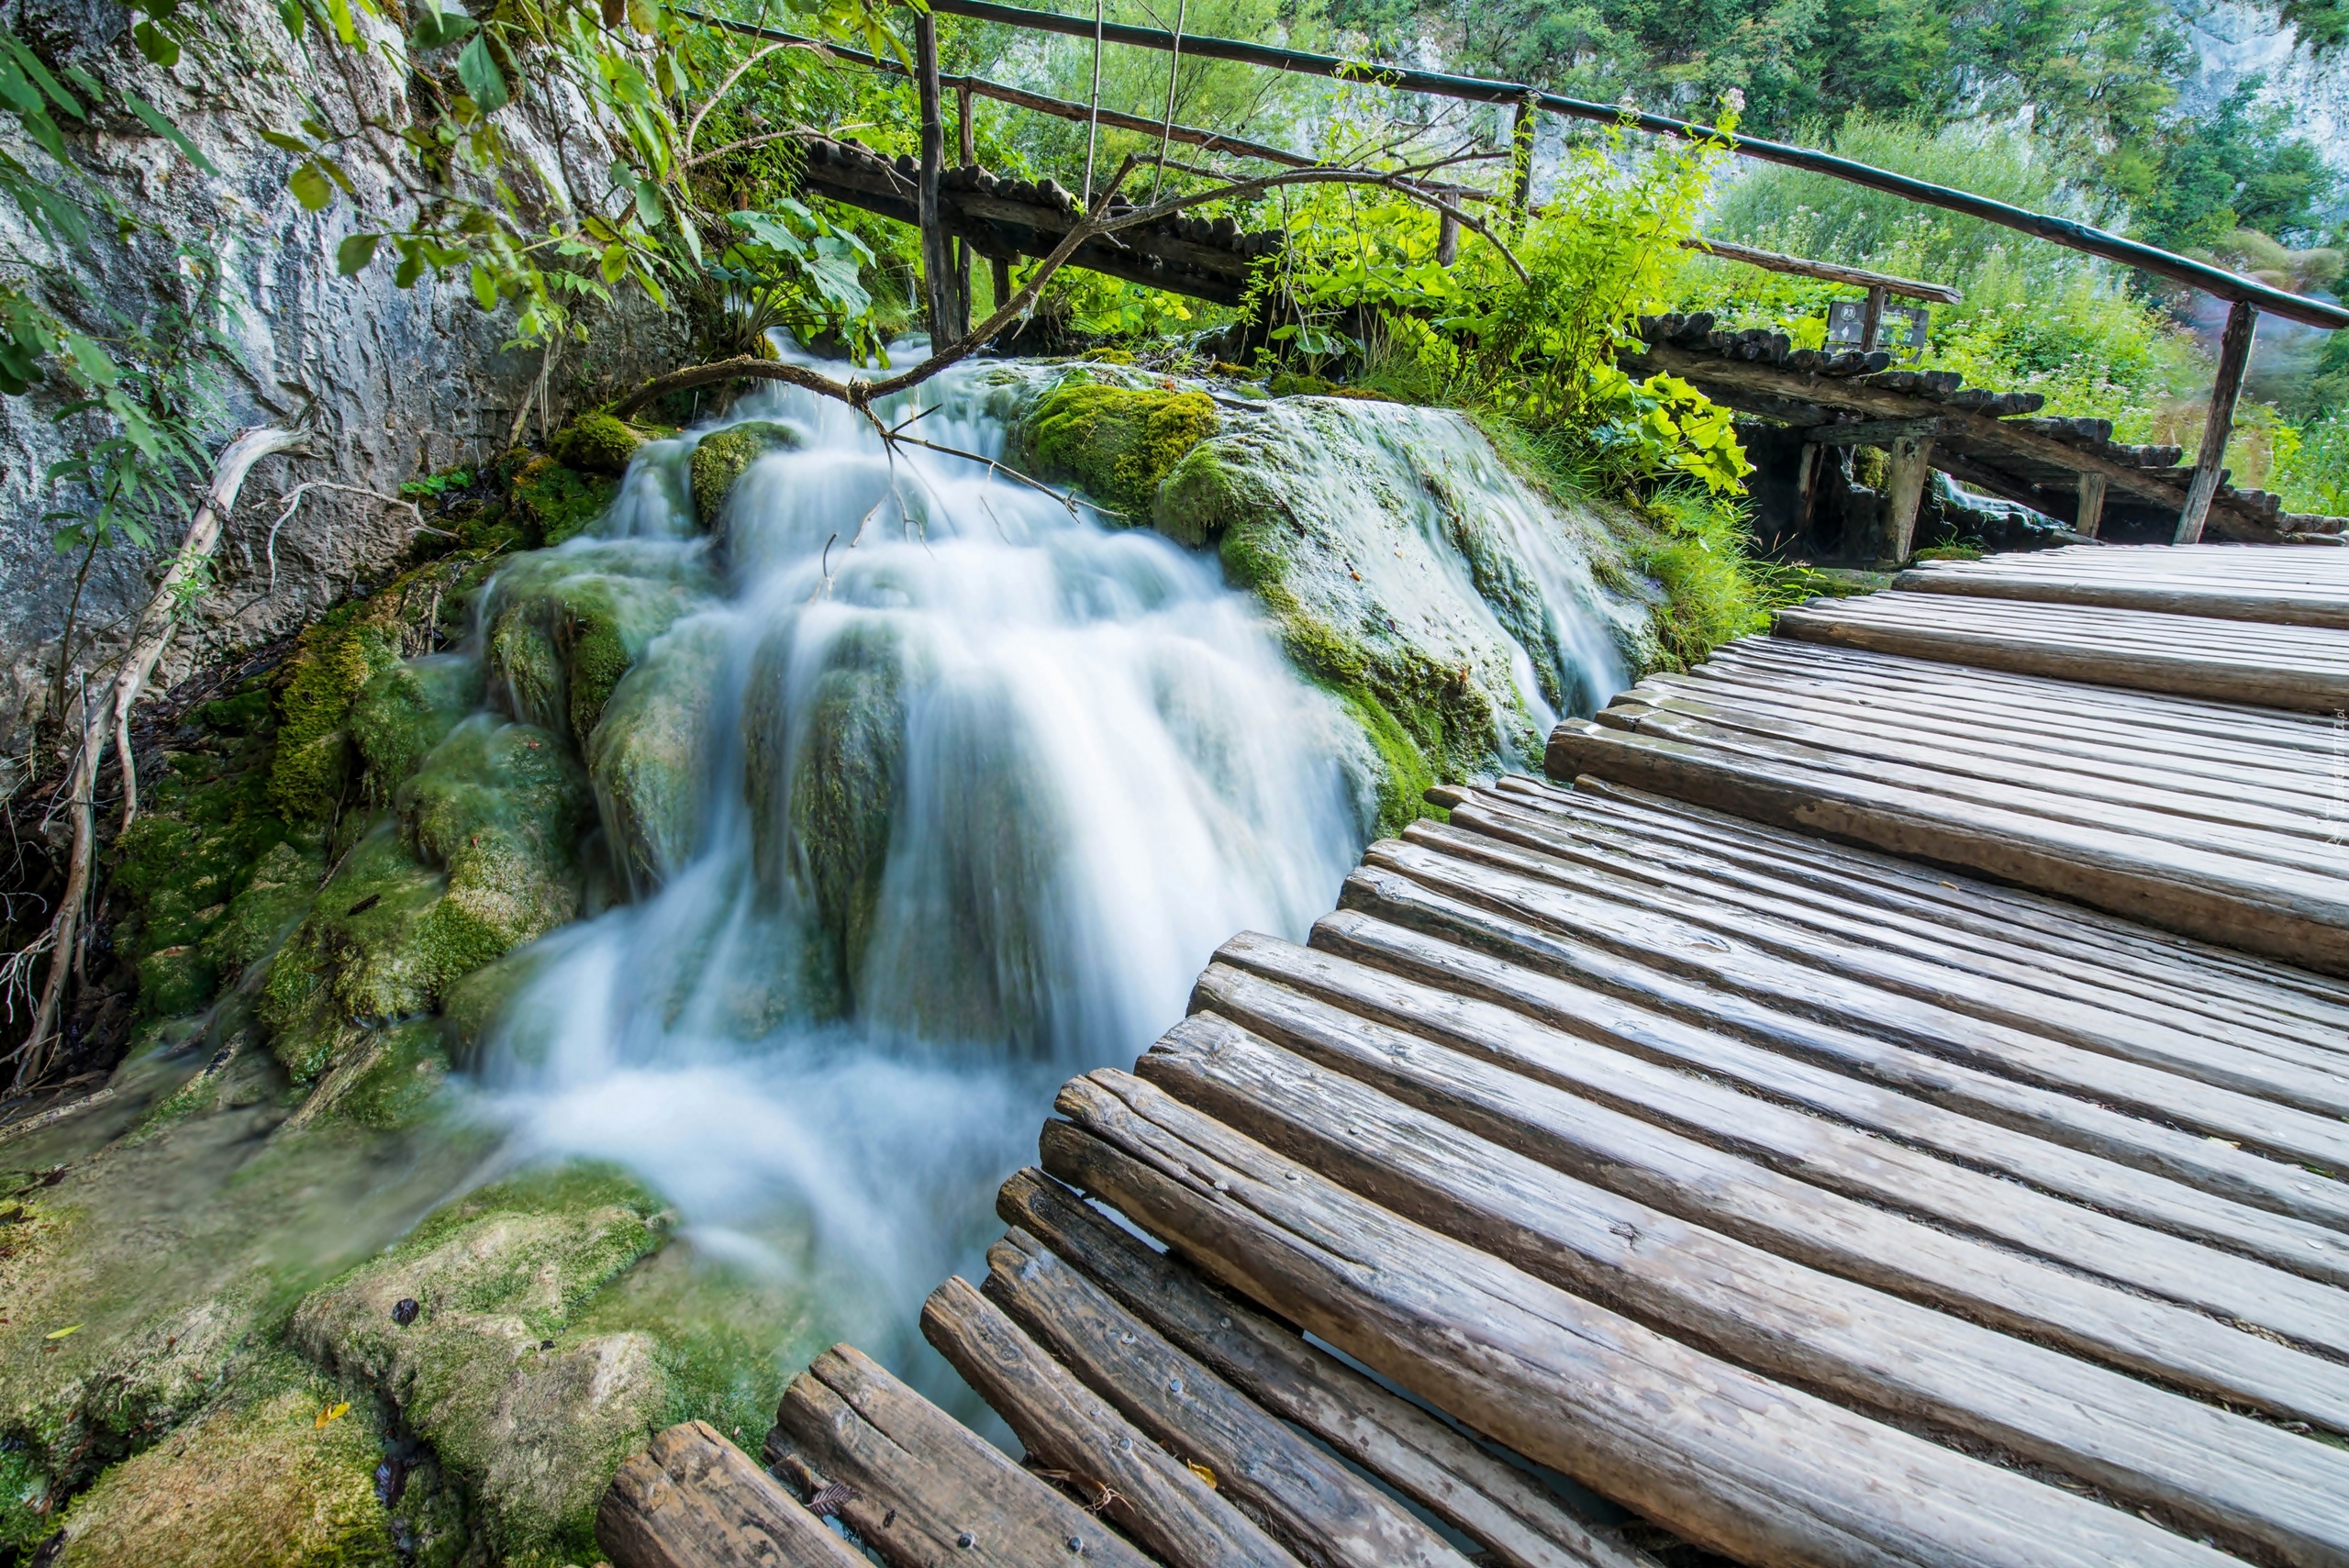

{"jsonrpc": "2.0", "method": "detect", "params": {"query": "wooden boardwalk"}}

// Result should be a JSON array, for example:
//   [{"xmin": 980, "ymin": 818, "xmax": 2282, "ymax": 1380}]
[{"xmin": 603, "ymin": 545, "xmax": 2349, "ymax": 1568}]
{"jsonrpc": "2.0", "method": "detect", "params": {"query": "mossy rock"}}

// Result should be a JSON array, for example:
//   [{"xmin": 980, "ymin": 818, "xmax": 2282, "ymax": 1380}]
[
  {"xmin": 52, "ymin": 1358, "xmax": 395, "ymax": 1568},
  {"xmin": 774, "ymin": 622, "xmax": 905, "ymax": 1003},
  {"xmin": 348, "ymin": 654, "xmax": 485, "ymax": 806},
  {"xmin": 1019, "ymin": 379, "xmax": 1220, "ymax": 519},
  {"xmin": 548, "ymin": 412, "xmax": 646, "ymax": 477},
  {"xmin": 688, "ymin": 419, "xmax": 802, "ymax": 531},
  {"xmin": 272, "ymin": 557, "xmax": 486, "ymax": 822},
  {"xmin": 400, "ymin": 715, "xmax": 592, "ymax": 961},
  {"xmin": 134, "ymin": 945, "xmax": 217, "ymax": 1021},
  {"xmin": 588, "ymin": 617, "xmax": 727, "ymax": 894},
  {"xmin": 507, "ymin": 456, "xmax": 618, "ymax": 548},
  {"xmin": 258, "ymin": 827, "xmax": 451, "ymax": 1083},
  {"xmin": 484, "ymin": 548, "xmax": 714, "ymax": 745},
  {"xmin": 203, "ymin": 840, "xmax": 326, "ymax": 978},
  {"xmin": 289, "ymin": 1167, "xmax": 671, "ymax": 1563}
]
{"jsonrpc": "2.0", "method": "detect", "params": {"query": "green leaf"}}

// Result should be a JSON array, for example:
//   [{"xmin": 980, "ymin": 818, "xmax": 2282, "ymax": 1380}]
[
  {"xmin": 394, "ymin": 244, "xmax": 424, "ymax": 288},
  {"xmin": 64, "ymin": 333, "xmax": 119, "ymax": 388},
  {"xmin": 288, "ymin": 161, "xmax": 333, "ymax": 210},
  {"xmin": 631, "ymin": 177, "xmax": 661, "ymax": 230},
  {"xmin": 470, "ymin": 264, "xmax": 497, "ymax": 309},
  {"xmin": 45, "ymin": 1324, "xmax": 80, "ymax": 1340},
  {"xmin": 457, "ymin": 34, "xmax": 508, "ymax": 113},
  {"xmin": 410, "ymin": 8, "xmax": 473, "ymax": 48},
  {"xmin": 336, "ymin": 231, "xmax": 380, "ymax": 274},
  {"xmin": 325, "ymin": 0, "xmax": 356, "ymax": 45},
  {"xmin": 259, "ymin": 128, "xmax": 311, "ymax": 153},
  {"xmin": 131, "ymin": 19, "xmax": 181, "ymax": 67},
  {"xmin": 0, "ymin": 28, "xmax": 83, "ymax": 117},
  {"xmin": 279, "ymin": 0, "xmax": 306, "ymax": 37},
  {"xmin": 0, "ymin": 58, "xmax": 47, "ymax": 118},
  {"xmin": 598, "ymin": 242, "xmax": 628, "ymax": 284},
  {"xmin": 121, "ymin": 91, "xmax": 220, "ymax": 174}
]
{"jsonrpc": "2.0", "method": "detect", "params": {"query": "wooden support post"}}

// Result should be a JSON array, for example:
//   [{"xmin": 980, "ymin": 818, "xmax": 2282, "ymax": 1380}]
[
  {"xmin": 1860, "ymin": 284, "xmax": 1887, "ymax": 352},
  {"xmin": 2176, "ymin": 299, "xmax": 2256, "ymax": 545},
  {"xmin": 913, "ymin": 14, "xmax": 966, "ymax": 343},
  {"xmin": 1794, "ymin": 440, "xmax": 1822, "ymax": 543},
  {"xmin": 955, "ymin": 82, "xmax": 975, "ymax": 327},
  {"xmin": 1508, "ymin": 98, "xmax": 1535, "ymax": 234},
  {"xmin": 1436, "ymin": 210, "xmax": 1460, "ymax": 266},
  {"xmin": 1883, "ymin": 430, "xmax": 1935, "ymax": 565},
  {"xmin": 2075, "ymin": 471, "xmax": 2107, "ymax": 539},
  {"xmin": 990, "ymin": 258, "xmax": 1013, "ymax": 318}
]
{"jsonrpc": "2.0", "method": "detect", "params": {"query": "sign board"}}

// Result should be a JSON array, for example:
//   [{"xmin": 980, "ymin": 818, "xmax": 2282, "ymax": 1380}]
[{"xmin": 1826, "ymin": 300, "xmax": 1930, "ymax": 350}]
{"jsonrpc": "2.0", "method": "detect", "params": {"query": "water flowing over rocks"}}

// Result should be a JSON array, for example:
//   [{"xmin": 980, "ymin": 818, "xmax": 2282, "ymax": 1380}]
[{"xmin": 4, "ymin": 348, "xmax": 1680, "ymax": 1563}]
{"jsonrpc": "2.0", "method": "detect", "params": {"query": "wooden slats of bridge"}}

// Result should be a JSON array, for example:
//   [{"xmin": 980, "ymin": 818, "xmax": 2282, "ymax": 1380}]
[{"xmin": 603, "ymin": 544, "xmax": 2349, "ymax": 1568}]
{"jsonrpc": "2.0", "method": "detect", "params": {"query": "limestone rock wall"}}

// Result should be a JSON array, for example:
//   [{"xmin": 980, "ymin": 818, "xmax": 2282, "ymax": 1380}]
[{"xmin": 0, "ymin": 0, "xmax": 685, "ymax": 772}]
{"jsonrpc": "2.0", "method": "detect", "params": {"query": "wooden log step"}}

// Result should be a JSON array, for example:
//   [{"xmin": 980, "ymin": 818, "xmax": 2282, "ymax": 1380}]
[
  {"xmin": 1895, "ymin": 567, "xmax": 2349, "ymax": 628},
  {"xmin": 1041, "ymin": 1068, "xmax": 2239, "ymax": 1568},
  {"xmin": 1361, "ymin": 830, "xmax": 2349, "ymax": 1137},
  {"xmin": 1771, "ymin": 595, "xmax": 2349, "ymax": 711},
  {"xmin": 1451, "ymin": 784, "xmax": 2349, "ymax": 1062},
  {"xmin": 1402, "ymin": 805, "xmax": 2349, "ymax": 1080},
  {"xmin": 1641, "ymin": 662, "xmax": 2344, "ymax": 803},
  {"xmin": 995, "ymin": 1168, "xmax": 1660, "ymax": 1568},
  {"xmin": 1544, "ymin": 715, "xmax": 2349, "ymax": 977},
  {"xmin": 918, "ymin": 1276, "xmax": 1301, "ymax": 1568},
  {"xmin": 1130, "ymin": 1016, "xmax": 2349, "ymax": 1564},
  {"xmin": 976, "ymin": 1229, "xmax": 1476, "ymax": 1568},
  {"xmin": 599, "ymin": 1419, "xmax": 869, "ymax": 1568},
  {"xmin": 1634, "ymin": 662, "xmax": 2349, "ymax": 806},
  {"xmin": 1327, "ymin": 860, "xmax": 2349, "ymax": 1235},
  {"xmin": 764, "ymin": 1342, "xmax": 1157, "ymax": 1568},
  {"xmin": 1595, "ymin": 697, "xmax": 2349, "ymax": 872},
  {"xmin": 1517, "ymin": 774, "xmax": 2349, "ymax": 1022},
  {"xmin": 1205, "ymin": 930, "xmax": 2349, "ymax": 1339},
  {"xmin": 1710, "ymin": 636, "xmax": 2345, "ymax": 756}
]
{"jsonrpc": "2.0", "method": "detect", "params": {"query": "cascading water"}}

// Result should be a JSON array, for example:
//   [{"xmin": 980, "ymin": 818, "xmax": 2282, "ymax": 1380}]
[
  {"xmin": 469, "ymin": 353, "xmax": 1374, "ymax": 1391},
  {"xmin": 461, "ymin": 346, "xmax": 1634, "ymax": 1404}
]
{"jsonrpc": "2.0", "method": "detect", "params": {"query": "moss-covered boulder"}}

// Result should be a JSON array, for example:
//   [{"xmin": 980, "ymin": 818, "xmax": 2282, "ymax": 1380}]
[
  {"xmin": 485, "ymin": 546, "xmax": 715, "ymax": 746},
  {"xmin": 1020, "ymin": 379, "xmax": 1220, "ymax": 518},
  {"xmin": 348, "ymin": 654, "xmax": 486, "ymax": 806},
  {"xmin": 289, "ymin": 1168, "xmax": 672, "ymax": 1563},
  {"xmin": 549, "ymin": 411, "xmax": 647, "ymax": 477},
  {"xmin": 587, "ymin": 617, "xmax": 728, "ymax": 894},
  {"xmin": 506, "ymin": 456, "xmax": 618, "ymax": 548},
  {"xmin": 687, "ymin": 419, "xmax": 801, "ymax": 531},
  {"xmin": 52, "ymin": 1357, "xmax": 395, "ymax": 1568}
]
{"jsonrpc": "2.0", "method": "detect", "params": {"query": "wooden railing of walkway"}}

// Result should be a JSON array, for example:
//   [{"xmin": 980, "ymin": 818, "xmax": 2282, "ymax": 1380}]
[
  {"xmin": 598, "ymin": 544, "xmax": 2349, "ymax": 1568},
  {"xmin": 690, "ymin": 0, "xmax": 2344, "ymax": 547}
]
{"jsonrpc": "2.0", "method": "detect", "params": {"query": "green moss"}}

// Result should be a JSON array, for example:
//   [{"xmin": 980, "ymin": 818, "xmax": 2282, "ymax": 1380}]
[
  {"xmin": 317, "ymin": 1019, "xmax": 450, "ymax": 1130},
  {"xmin": 688, "ymin": 419, "xmax": 802, "ymax": 530},
  {"xmin": 348, "ymin": 656, "xmax": 484, "ymax": 804},
  {"xmin": 1910, "ymin": 542, "xmax": 1985, "ymax": 562},
  {"xmin": 289, "ymin": 1168, "xmax": 671, "ymax": 1562},
  {"xmin": 1631, "ymin": 487, "xmax": 1772, "ymax": 672},
  {"xmin": 258, "ymin": 827, "xmax": 451, "ymax": 1083},
  {"xmin": 1327, "ymin": 681, "xmax": 1434, "ymax": 835},
  {"xmin": 782, "ymin": 624, "xmax": 904, "ymax": 999},
  {"xmin": 507, "ymin": 456, "xmax": 618, "ymax": 548},
  {"xmin": 1022, "ymin": 381, "xmax": 1221, "ymax": 519},
  {"xmin": 548, "ymin": 412, "xmax": 646, "ymax": 477},
  {"xmin": 0, "ymin": 1441, "xmax": 53, "ymax": 1557},
  {"xmin": 588, "ymin": 619, "xmax": 725, "ymax": 893},
  {"xmin": 204, "ymin": 840, "xmax": 325, "ymax": 977},
  {"xmin": 193, "ymin": 687, "xmax": 273, "ymax": 736},
  {"xmin": 486, "ymin": 553, "xmax": 711, "ymax": 744},
  {"xmin": 135, "ymin": 946, "xmax": 217, "ymax": 1021},
  {"xmin": 53, "ymin": 1357, "xmax": 395, "ymax": 1568}
]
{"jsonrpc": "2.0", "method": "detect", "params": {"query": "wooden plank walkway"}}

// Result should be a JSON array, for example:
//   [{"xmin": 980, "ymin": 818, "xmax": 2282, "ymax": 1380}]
[{"xmin": 600, "ymin": 544, "xmax": 2349, "ymax": 1568}]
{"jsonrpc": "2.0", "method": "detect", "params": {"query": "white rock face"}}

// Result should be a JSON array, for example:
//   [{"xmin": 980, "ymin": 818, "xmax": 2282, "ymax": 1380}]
[{"xmin": 0, "ymin": 0, "xmax": 685, "ymax": 765}]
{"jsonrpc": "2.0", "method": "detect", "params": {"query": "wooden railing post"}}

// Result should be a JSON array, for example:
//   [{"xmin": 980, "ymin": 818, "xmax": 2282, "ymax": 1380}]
[
  {"xmin": 955, "ymin": 81, "xmax": 976, "ymax": 317},
  {"xmin": 913, "ymin": 13, "xmax": 967, "ymax": 343},
  {"xmin": 1860, "ymin": 284, "xmax": 1887, "ymax": 352},
  {"xmin": 2176, "ymin": 300, "xmax": 2257, "ymax": 545},
  {"xmin": 2075, "ymin": 473, "xmax": 2107, "ymax": 539},
  {"xmin": 1436, "ymin": 211, "xmax": 1459, "ymax": 265}
]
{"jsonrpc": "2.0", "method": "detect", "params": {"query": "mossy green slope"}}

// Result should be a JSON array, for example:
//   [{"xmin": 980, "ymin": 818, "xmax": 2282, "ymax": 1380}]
[{"xmin": 1020, "ymin": 378, "xmax": 1219, "ymax": 518}]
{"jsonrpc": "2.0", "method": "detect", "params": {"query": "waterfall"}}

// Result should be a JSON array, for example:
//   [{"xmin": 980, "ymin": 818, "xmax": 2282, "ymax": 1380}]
[
  {"xmin": 472, "ymin": 354, "xmax": 1371, "ymax": 1382},
  {"xmin": 462, "ymin": 346, "xmax": 1633, "ymax": 1397}
]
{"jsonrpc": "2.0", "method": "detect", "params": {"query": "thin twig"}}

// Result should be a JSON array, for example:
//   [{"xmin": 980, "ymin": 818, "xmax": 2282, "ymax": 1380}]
[
  {"xmin": 265, "ymin": 483, "xmax": 433, "ymax": 591},
  {"xmin": 685, "ymin": 40, "xmax": 788, "ymax": 160}
]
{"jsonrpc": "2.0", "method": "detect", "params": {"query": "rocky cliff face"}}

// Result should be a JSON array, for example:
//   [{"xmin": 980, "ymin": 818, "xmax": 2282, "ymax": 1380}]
[{"xmin": 0, "ymin": 0, "xmax": 685, "ymax": 773}]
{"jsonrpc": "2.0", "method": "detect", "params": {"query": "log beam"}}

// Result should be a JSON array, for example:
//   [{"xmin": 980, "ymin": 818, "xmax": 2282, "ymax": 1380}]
[{"xmin": 2176, "ymin": 300, "xmax": 2257, "ymax": 544}]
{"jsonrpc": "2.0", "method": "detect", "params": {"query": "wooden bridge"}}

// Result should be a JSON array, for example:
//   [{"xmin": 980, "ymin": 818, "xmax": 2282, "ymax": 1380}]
[{"xmin": 597, "ymin": 542, "xmax": 2349, "ymax": 1568}]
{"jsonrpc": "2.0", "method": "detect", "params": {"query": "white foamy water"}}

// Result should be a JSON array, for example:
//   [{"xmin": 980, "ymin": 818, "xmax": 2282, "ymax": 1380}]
[{"xmin": 462, "ymin": 348, "xmax": 1629, "ymax": 1385}]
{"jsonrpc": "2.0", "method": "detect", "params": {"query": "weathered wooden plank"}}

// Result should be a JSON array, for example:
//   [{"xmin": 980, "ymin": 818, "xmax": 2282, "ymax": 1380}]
[
  {"xmin": 1362, "ymin": 832, "xmax": 2349, "ymax": 1140},
  {"xmin": 1523, "ymin": 775, "xmax": 2349, "ymax": 1022},
  {"xmin": 1326, "ymin": 862, "xmax": 2349, "ymax": 1236},
  {"xmin": 765, "ymin": 1343, "xmax": 1156, "ymax": 1568},
  {"xmin": 1041, "ymin": 1069, "xmax": 2236, "ymax": 1568},
  {"xmin": 1773, "ymin": 599, "xmax": 2349, "ymax": 710},
  {"xmin": 1894, "ymin": 567, "xmax": 2349, "ymax": 628},
  {"xmin": 1131, "ymin": 1016, "xmax": 2349, "ymax": 1565},
  {"xmin": 919, "ymin": 1275, "xmax": 1299, "ymax": 1568},
  {"xmin": 1620, "ymin": 677, "xmax": 2349, "ymax": 817},
  {"xmin": 1598, "ymin": 699, "xmax": 2349, "ymax": 868},
  {"xmin": 1398, "ymin": 809, "xmax": 2349, "ymax": 1081},
  {"xmin": 1188, "ymin": 951, "xmax": 2349, "ymax": 1385},
  {"xmin": 1444, "ymin": 785, "xmax": 2349, "ymax": 1063},
  {"xmin": 995, "ymin": 1168, "xmax": 1659, "ymax": 1568},
  {"xmin": 979, "ymin": 1229, "xmax": 1475, "ymax": 1568},
  {"xmin": 1543, "ymin": 717, "xmax": 2349, "ymax": 977},
  {"xmin": 598, "ymin": 1419, "xmax": 870, "ymax": 1568}
]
